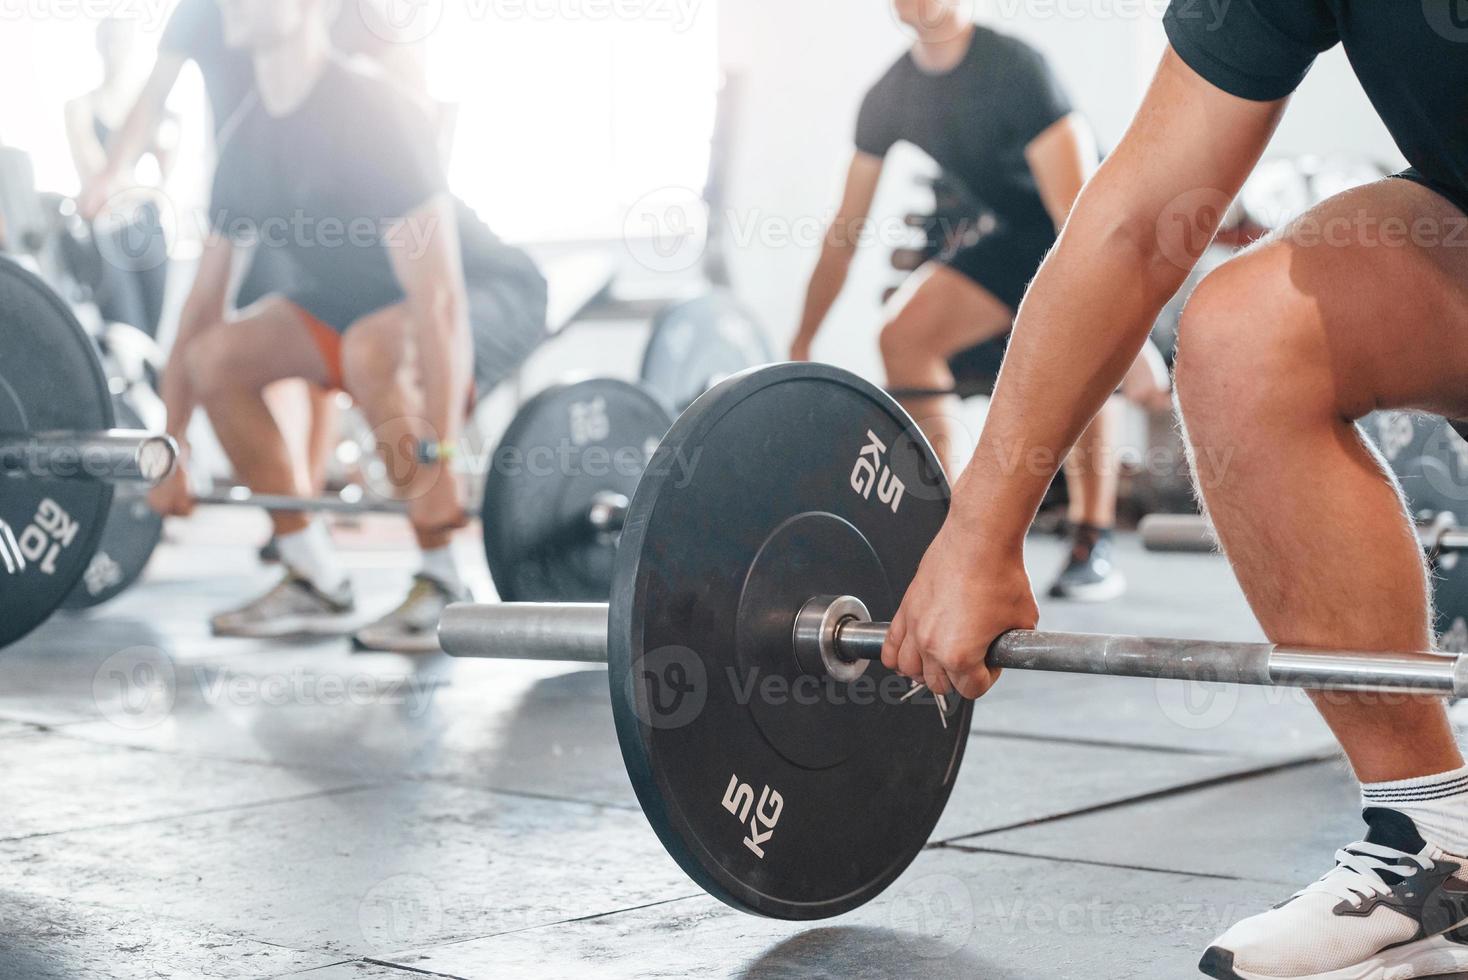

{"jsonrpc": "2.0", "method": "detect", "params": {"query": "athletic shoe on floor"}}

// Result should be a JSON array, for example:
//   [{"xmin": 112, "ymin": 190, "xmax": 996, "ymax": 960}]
[
  {"xmin": 1047, "ymin": 525, "xmax": 1126, "ymax": 602},
  {"xmin": 1199, "ymin": 809, "xmax": 1468, "ymax": 979},
  {"xmin": 351, "ymin": 574, "xmax": 468, "ymax": 654},
  {"xmin": 211, "ymin": 573, "xmax": 356, "ymax": 638}
]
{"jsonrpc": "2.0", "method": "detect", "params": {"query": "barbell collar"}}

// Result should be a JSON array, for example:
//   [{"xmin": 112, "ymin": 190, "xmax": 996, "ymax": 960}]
[
  {"xmin": 586, "ymin": 492, "xmax": 629, "ymax": 535},
  {"xmin": 439, "ymin": 602, "xmax": 610, "ymax": 663},
  {"xmin": 0, "ymin": 429, "xmax": 178, "ymax": 486}
]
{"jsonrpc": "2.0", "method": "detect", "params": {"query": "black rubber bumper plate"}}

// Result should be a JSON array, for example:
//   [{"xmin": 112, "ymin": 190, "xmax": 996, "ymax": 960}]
[
  {"xmin": 0, "ymin": 258, "xmax": 115, "ymax": 646},
  {"xmin": 608, "ymin": 362, "xmax": 969, "ymax": 919},
  {"xmin": 482, "ymin": 377, "xmax": 673, "ymax": 602},
  {"xmin": 639, "ymin": 291, "xmax": 773, "ymax": 414}
]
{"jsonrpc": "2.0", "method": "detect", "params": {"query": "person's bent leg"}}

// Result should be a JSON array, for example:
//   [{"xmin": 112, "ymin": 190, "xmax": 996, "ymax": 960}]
[
  {"xmin": 187, "ymin": 298, "xmax": 353, "ymax": 635},
  {"xmin": 878, "ymin": 262, "xmax": 1013, "ymax": 475},
  {"xmin": 341, "ymin": 305, "xmax": 471, "ymax": 652},
  {"xmin": 1178, "ymin": 179, "xmax": 1468, "ymax": 980}
]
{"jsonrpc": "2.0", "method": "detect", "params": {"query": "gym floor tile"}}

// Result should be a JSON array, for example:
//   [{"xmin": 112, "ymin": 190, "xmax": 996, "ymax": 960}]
[
  {"xmin": 0, "ymin": 731, "xmax": 367, "ymax": 841},
  {"xmin": 0, "ymin": 780, "xmax": 693, "ymax": 959},
  {"xmin": 967, "ymin": 670, "xmax": 1337, "ymax": 758},
  {"xmin": 381, "ymin": 849, "xmax": 1284, "ymax": 980},
  {"xmin": 933, "ymin": 734, "xmax": 1321, "ymax": 841},
  {"xmin": 0, "ymin": 891, "xmax": 338, "ymax": 980},
  {"xmin": 266, "ymin": 962, "xmax": 434, "ymax": 979},
  {"xmin": 957, "ymin": 759, "xmax": 1360, "ymax": 885}
]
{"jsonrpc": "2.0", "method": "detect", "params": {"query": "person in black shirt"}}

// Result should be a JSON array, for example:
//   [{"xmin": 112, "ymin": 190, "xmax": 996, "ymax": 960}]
[
  {"xmin": 84, "ymin": 0, "xmax": 429, "ymax": 547},
  {"xmin": 790, "ymin": 0, "xmax": 1170, "ymax": 602},
  {"xmin": 883, "ymin": 3, "xmax": 1468, "ymax": 976},
  {"xmin": 149, "ymin": 0, "xmax": 548, "ymax": 652}
]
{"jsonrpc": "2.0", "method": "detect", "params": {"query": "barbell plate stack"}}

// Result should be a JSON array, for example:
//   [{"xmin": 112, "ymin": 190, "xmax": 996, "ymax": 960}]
[
  {"xmin": 0, "ymin": 258, "xmax": 116, "ymax": 647},
  {"xmin": 481, "ymin": 377, "xmax": 672, "ymax": 602},
  {"xmin": 608, "ymin": 363, "xmax": 964, "ymax": 920},
  {"xmin": 638, "ymin": 291, "xmax": 774, "ymax": 414},
  {"xmin": 61, "ymin": 394, "xmax": 166, "ymax": 610}
]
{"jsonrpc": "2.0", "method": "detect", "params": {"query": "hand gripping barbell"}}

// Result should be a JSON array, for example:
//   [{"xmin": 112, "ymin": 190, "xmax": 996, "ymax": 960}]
[{"xmin": 436, "ymin": 362, "xmax": 1468, "ymax": 921}]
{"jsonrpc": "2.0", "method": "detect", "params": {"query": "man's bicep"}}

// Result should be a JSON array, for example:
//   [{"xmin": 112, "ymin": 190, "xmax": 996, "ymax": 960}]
[{"xmin": 1084, "ymin": 49, "xmax": 1287, "ymax": 265}]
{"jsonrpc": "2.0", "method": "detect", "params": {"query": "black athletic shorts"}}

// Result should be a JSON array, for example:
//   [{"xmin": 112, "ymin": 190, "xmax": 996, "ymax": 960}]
[
  {"xmin": 937, "ymin": 227, "xmax": 1053, "ymax": 311},
  {"xmin": 1394, "ymin": 168, "xmax": 1468, "ymax": 222},
  {"xmin": 289, "ymin": 274, "xmax": 548, "ymax": 398}
]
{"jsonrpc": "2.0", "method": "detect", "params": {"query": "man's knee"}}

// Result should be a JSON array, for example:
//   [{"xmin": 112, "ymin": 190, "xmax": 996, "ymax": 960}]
[
  {"xmin": 1174, "ymin": 253, "xmax": 1315, "ymax": 428},
  {"xmin": 340, "ymin": 323, "xmax": 405, "ymax": 402},
  {"xmin": 879, "ymin": 293, "xmax": 947, "ymax": 367},
  {"xmin": 185, "ymin": 325, "xmax": 238, "ymax": 400}
]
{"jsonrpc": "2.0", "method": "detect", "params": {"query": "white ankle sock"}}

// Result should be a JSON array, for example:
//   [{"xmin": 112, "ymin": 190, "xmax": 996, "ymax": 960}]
[
  {"xmin": 420, "ymin": 545, "xmax": 466, "ymax": 595},
  {"xmin": 277, "ymin": 522, "xmax": 348, "ymax": 595},
  {"xmin": 1362, "ymin": 765, "xmax": 1468, "ymax": 856}
]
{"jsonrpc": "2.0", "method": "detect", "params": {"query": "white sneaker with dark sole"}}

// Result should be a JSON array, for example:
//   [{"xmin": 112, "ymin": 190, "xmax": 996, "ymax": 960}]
[
  {"xmin": 210, "ymin": 573, "xmax": 356, "ymax": 639},
  {"xmin": 351, "ymin": 574, "xmax": 469, "ymax": 654},
  {"xmin": 1200, "ymin": 809, "xmax": 1468, "ymax": 979}
]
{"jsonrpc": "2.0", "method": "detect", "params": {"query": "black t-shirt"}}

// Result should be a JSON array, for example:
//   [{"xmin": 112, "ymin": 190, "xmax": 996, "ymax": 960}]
[
  {"xmin": 855, "ymin": 26, "xmax": 1072, "ymax": 242},
  {"xmin": 210, "ymin": 59, "xmax": 542, "ymax": 332},
  {"xmin": 1164, "ymin": 0, "xmax": 1468, "ymax": 209}
]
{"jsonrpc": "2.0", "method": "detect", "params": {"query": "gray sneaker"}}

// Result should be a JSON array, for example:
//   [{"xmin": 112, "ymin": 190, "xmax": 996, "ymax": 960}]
[
  {"xmin": 211, "ymin": 573, "xmax": 356, "ymax": 638},
  {"xmin": 1048, "ymin": 526, "xmax": 1127, "ymax": 602},
  {"xmin": 352, "ymin": 574, "xmax": 469, "ymax": 654}
]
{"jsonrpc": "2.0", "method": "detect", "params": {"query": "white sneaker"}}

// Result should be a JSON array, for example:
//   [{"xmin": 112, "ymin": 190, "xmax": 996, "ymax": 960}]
[
  {"xmin": 351, "ymin": 574, "xmax": 468, "ymax": 654},
  {"xmin": 1201, "ymin": 810, "xmax": 1468, "ymax": 979},
  {"xmin": 210, "ymin": 573, "xmax": 356, "ymax": 639}
]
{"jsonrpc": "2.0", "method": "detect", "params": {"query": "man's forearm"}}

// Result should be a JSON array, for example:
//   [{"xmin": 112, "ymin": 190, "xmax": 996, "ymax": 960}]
[
  {"xmin": 951, "ymin": 211, "xmax": 1190, "ymax": 542},
  {"xmin": 413, "ymin": 296, "xmax": 472, "ymax": 449},
  {"xmin": 796, "ymin": 249, "xmax": 852, "ymax": 341}
]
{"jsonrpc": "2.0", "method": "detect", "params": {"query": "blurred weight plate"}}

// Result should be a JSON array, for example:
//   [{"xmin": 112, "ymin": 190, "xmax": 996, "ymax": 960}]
[
  {"xmin": 0, "ymin": 257, "xmax": 115, "ymax": 647},
  {"xmin": 61, "ymin": 391, "xmax": 163, "ymax": 610},
  {"xmin": 608, "ymin": 362, "xmax": 968, "ymax": 919},
  {"xmin": 639, "ymin": 291, "xmax": 774, "ymax": 414},
  {"xmin": 482, "ymin": 377, "xmax": 672, "ymax": 602}
]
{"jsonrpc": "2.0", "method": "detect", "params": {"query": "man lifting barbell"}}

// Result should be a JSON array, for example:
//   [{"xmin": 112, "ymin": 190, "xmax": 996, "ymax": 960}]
[
  {"xmin": 148, "ymin": 0, "xmax": 548, "ymax": 649},
  {"xmin": 879, "ymin": 3, "xmax": 1468, "ymax": 977},
  {"xmin": 789, "ymin": 0, "xmax": 1172, "ymax": 604}
]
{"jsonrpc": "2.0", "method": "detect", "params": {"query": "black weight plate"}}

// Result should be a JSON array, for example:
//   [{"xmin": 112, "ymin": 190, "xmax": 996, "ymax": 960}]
[
  {"xmin": 61, "ymin": 393, "xmax": 162, "ymax": 610},
  {"xmin": 482, "ymin": 378, "xmax": 673, "ymax": 602},
  {"xmin": 1434, "ymin": 551, "xmax": 1468, "ymax": 655},
  {"xmin": 0, "ymin": 258, "xmax": 115, "ymax": 647},
  {"xmin": 608, "ymin": 362, "xmax": 968, "ymax": 920},
  {"xmin": 639, "ymin": 291, "xmax": 774, "ymax": 414}
]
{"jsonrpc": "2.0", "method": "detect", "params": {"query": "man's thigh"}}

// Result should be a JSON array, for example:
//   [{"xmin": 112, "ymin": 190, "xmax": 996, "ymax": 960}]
[
  {"xmin": 197, "ymin": 297, "xmax": 332, "ymax": 392},
  {"xmin": 886, "ymin": 261, "xmax": 1015, "ymax": 357},
  {"xmin": 1229, "ymin": 177, "xmax": 1468, "ymax": 421}
]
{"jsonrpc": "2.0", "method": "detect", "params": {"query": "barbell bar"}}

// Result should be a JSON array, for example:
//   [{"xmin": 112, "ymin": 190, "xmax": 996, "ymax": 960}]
[
  {"xmin": 442, "ymin": 595, "xmax": 1468, "ymax": 697},
  {"xmin": 1, "ymin": 429, "xmax": 178, "ymax": 486},
  {"xmin": 193, "ymin": 485, "xmax": 411, "ymax": 517},
  {"xmin": 1141, "ymin": 512, "xmax": 1468, "ymax": 554},
  {"xmin": 190, "ymin": 486, "xmax": 631, "ymax": 533}
]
